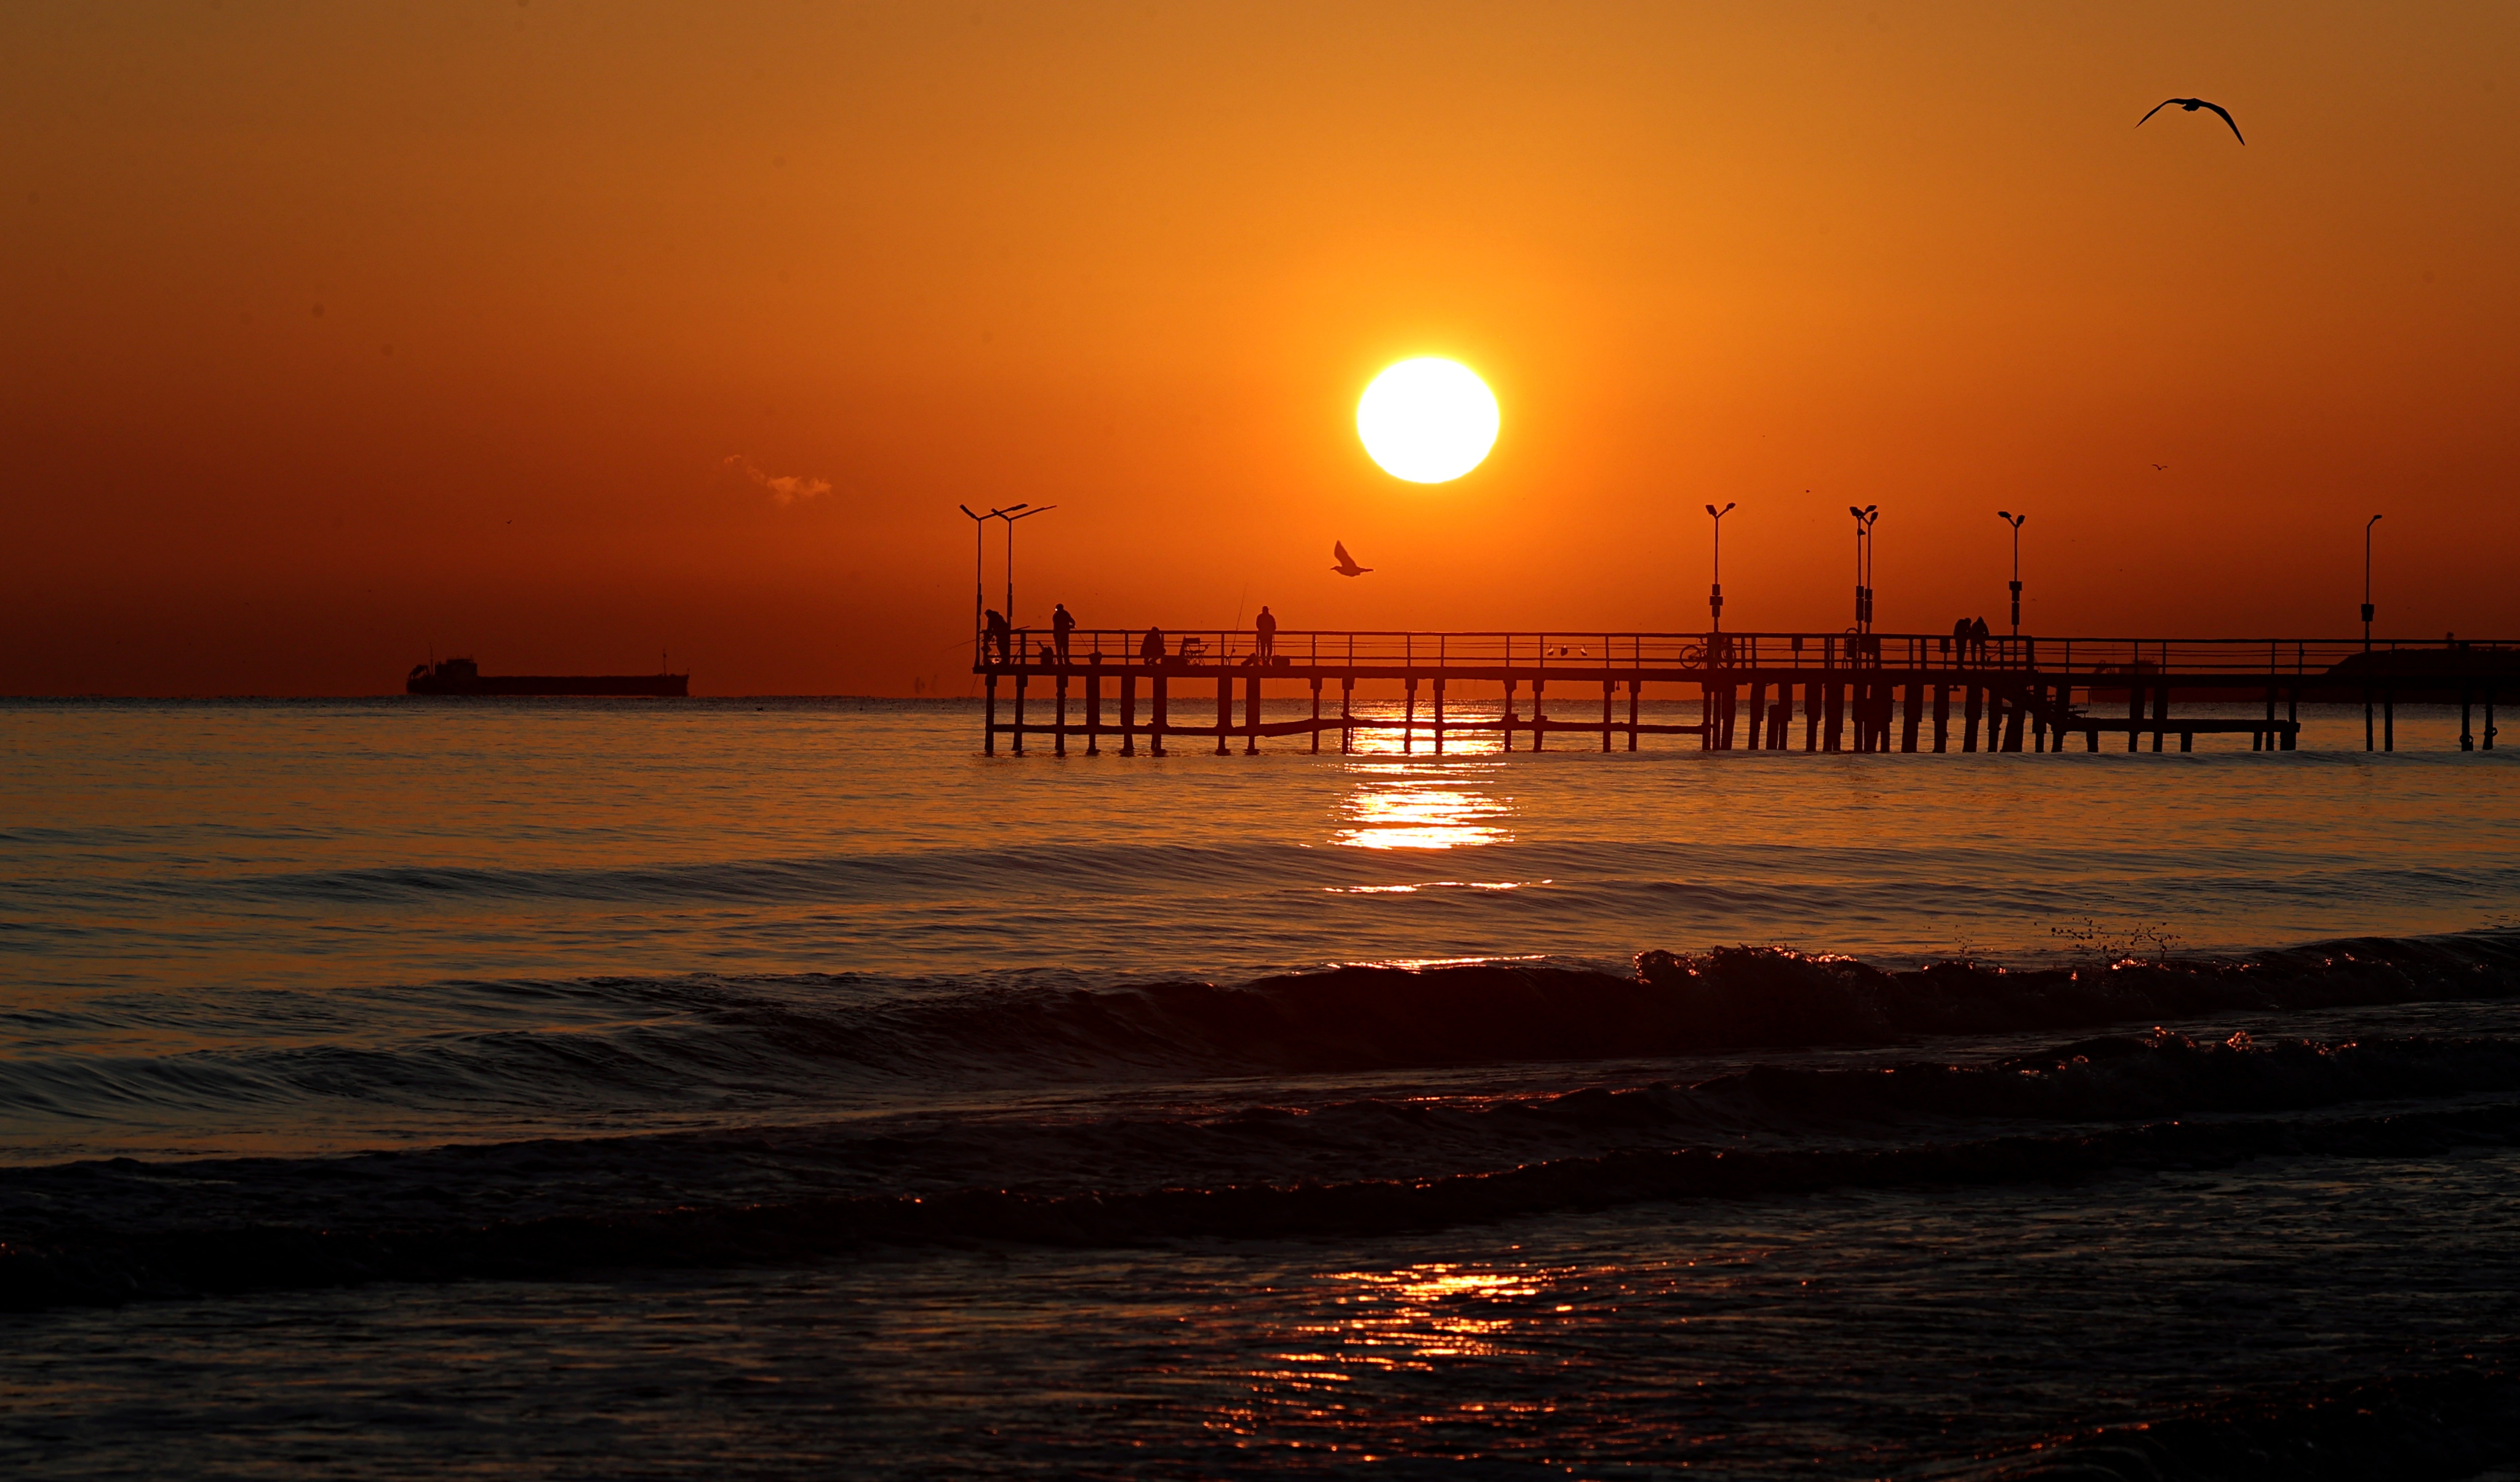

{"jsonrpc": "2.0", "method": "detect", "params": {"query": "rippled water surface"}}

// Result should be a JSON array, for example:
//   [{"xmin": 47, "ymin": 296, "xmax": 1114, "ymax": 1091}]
[{"xmin": 5, "ymin": 698, "xmax": 2519, "ymax": 1476}]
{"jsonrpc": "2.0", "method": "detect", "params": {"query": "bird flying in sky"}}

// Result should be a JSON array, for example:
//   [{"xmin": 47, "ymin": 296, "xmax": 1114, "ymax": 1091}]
[
  {"xmin": 1331, "ymin": 540, "xmax": 1372, "ymax": 577},
  {"xmin": 2137, "ymin": 97, "xmax": 2244, "ymax": 144}
]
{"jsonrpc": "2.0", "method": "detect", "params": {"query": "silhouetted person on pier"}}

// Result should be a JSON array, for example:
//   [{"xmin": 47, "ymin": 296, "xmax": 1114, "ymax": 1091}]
[
  {"xmin": 1051, "ymin": 603, "xmax": 1075, "ymax": 663},
  {"xmin": 1254, "ymin": 605, "xmax": 1277, "ymax": 661},
  {"xmin": 1139, "ymin": 627, "xmax": 1165, "ymax": 665},
  {"xmin": 1037, "ymin": 640, "xmax": 1057, "ymax": 668},
  {"xmin": 986, "ymin": 609, "xmax": 1012, "ymax": 664},
  {"xmin": 1970, "ymin": 616, "xmax": 1991, "ymax": 664},
  {"xmin": 1950, "ymin": 617, "xmax": 1969, "ymax": 663}
]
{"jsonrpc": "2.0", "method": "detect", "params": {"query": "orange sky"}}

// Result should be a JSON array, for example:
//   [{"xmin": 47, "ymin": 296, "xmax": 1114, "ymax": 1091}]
[{"xmin": 5, "ymin": 2, "xmax": 2515, "ymax": 695}]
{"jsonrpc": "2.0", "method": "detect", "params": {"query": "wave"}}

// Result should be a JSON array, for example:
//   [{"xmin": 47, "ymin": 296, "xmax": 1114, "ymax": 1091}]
[
  {"xmin": 7, "ymin": 934, "xmax": 2520, "ymax": 1150},
  {"xmin": 9, "ymin": 1095, "xmax": 2520, "ymax": 1312}
]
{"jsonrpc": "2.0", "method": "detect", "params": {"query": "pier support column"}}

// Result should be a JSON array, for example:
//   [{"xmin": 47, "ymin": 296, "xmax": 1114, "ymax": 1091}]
[
  {"xmin": 1013, "ymin": 672, "xmax": 1028, "ymax": 754},
  {"xmin": 1340, "ymin": 676, "xmax": 1354, "ymax": 753},
  {"xmin": 1403, "ymin": 676, "xmax": 1418, "ymax": 754},
  {"xmin": 2126, "ymin": 684, "xmax": 2142, "ymax": 753},
  {"xmin": 1902, "ymin": 681, "xmax": 1923, "ymax": 753},
  {"xmin": 1824, "ymin": 681, "xmax": 1844, "ymax": 752},
  {"xmin": 1803, "ymin": 680, "xmax": 1821, "ymax": 752},
  {"xmin": 984, "ymin": 671, "xmax": 998, "ymax": 755},
  {"xmin": 2385, "ymin": 691, "xmax": 2396, "ymax": 752},
  {"xmin": 1244, "ymin": 672, "xmax": 1262, "ymax": 755},
  {"xmin": 1962, "ymin": 684, "xmax": 1982, "ymax": 753},
  {"xmin": 2463, "ymin": 688, "xmax": 2474, "ymax": 752},
  {"xmin": 2285, "ymin": 688, "xmax": 2299, "ymax": 751},
  {"xmin": 2002, "ymin": 700, "xmax": 2026, "ymax": 753},
  {"xmin": 1150, "ymin": 674, "xmax": 1168, "ymax": 757},
  {"xmin": 1054, "ymin": 674, "xmax": 1068, "ymax": 757},
  {"xmin": 1120, "ymin": 673, "xmax": 1137, "ymax": 755},
  {"xmin": 1602, "ymin": 680, "xmax": 1615, "ymax": 752},
  {"xmin": 1745, "ymin": 680, "xmax": 1764, "ymax": 754},
  {"xmin": 1933, "ymin": 684, "xmax": 1950, "ymax": 753},
  {"xmin": 1533, "ymin": 680, "xmax": 1547, "ymax": 750},
  {"xmin": 2152, "ymin": 685, "xmax": 2169, "ymax": 753},
  {"xmin": 2487, "ymin": 688, "xmax": 2499, "ymax": 751},
  {"xmin": 1309, "ymin": 678, "xmax": 1323, "ymax": 754},
  {"xmin": 1215, "ymin": 673, "xmax": 1232, "ymax": 755},
  {"xmin": 1085, "ymin": 666, "xmax": 1101, "ymax": 756},
  {"xmin": 1434, "ymin": 678, "xmax": 1447, "ymax": 755},
  {"xmin": 1500, "ymin": 679, "xmax": 1517, "ymax": 751}
]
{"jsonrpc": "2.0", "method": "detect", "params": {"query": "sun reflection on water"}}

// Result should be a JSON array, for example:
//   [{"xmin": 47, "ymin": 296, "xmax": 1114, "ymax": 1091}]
[{"xmin": 1332, "ymin": 762, "xmax": 1516, "ymax": 852}]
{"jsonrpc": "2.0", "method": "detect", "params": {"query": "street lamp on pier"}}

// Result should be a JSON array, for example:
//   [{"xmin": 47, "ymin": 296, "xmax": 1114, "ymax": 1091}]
[
  {"xmin": 1704, "ymin": 502, "xmax": 1735, "ymax": 631},
  {"xmin": 2362, "ymin": 513, "xmax": 2382, "ymax": 650},
  {"xmin": 1996, "ymin": 510, "xmax": 2026, "ymax": 635},
  {"xmin": 958, "ymin": 503, "xmax": 1022, "ymax": 654},
  {"xmin": 1849, "ymin": 505, "xmax": 1879, "ymax": 632},
  {"xmin": 999, "ymin": 504, "xmax": 1057, "ymax": 633}
]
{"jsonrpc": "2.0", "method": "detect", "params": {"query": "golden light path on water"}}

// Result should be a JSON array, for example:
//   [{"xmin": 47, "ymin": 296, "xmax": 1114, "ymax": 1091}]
[{"xmin": 1329, "ymin": 760, "xmax": 1518, "ymax": 853}]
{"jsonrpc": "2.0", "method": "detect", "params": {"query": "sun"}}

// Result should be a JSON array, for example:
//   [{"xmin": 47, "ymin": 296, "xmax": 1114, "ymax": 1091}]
[{"xmin": 1357, "ymin": 358, "xmax": 1499, "ymax": 484}]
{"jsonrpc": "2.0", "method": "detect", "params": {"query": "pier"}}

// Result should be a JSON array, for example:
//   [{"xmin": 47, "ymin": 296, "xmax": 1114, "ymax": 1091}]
[{"xmin": 974, "ymin": 630, "xmax": 2517, "ymax": 757}]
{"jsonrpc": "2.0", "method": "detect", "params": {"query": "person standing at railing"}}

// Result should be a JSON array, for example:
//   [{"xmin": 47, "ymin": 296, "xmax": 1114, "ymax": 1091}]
[
  {"xmin": 1051, "ymin": 603, "xmax": 1075, "ymax": 664},
  {"xmin": 1254, "ymin": 605, "xmax": 1277, "ymax": 662},
  {"xmin": 985, "ymin": 609, "xmax": 1013, "ymax": 664}
]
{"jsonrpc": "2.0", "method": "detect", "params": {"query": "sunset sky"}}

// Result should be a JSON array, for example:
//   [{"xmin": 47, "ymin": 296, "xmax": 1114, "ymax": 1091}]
[{"xmin": 6, "ymin": 2, "xmax": 2515, "ymax": 695}]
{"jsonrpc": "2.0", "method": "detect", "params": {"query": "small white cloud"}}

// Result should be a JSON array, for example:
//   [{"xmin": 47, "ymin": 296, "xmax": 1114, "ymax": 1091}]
[{"xmin": 724, "ymin": 453, "xmax": 832, "ymax": 506}]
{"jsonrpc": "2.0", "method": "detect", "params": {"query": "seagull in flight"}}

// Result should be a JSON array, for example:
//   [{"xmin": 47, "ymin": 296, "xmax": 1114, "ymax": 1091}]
[
  {"xmin": 1330, "ymin": 540, "xmax": 1372, "ymax": 577},
  {"xmin": 2137, "ymin": 97, "xmax": 2244, "ymax": 144}
]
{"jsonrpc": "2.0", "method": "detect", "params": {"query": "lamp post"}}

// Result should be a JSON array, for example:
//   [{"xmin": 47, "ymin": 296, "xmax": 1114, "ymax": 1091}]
[
  {"xmin": 1996, "ymin": 510, "xmax": 2026, "ymax": 635},
  {"xmin": 958, "ymin": 502, "xmax": 1022, "ymax": 653},
  {"xmin": 1848, "ymin": 505, "xmax": 1879, "ymax": 632},
  {"xmin": 1704, "ymin": 502, "xmax": 1735, "ymax": 631},
  {"xmin": 2362, "ymin": 514, "xmax": 2381, "ymax": 650},
  {"xmin": 999, "ymin": 504, "xmax": 1056, "ymax": 633}
]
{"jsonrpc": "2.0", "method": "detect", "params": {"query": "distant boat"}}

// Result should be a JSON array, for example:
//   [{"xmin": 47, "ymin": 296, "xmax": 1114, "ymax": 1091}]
[{"xmin": 406, "ymin": 657, "xmax": 688, "ymax": 697}]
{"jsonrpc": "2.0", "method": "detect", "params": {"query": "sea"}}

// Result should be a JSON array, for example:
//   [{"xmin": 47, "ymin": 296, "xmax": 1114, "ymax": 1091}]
[{"xmin": 5, "ymin": 695, "xmax": 2520, "ymax": 1478}]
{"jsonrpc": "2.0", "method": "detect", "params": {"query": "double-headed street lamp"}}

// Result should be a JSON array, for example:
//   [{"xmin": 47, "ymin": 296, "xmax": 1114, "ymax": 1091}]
[
  {"xmin": 1000, "ymin": 504, "xmax": 1057, "ymax": 629},
  {"xmin": 1704, "ymin": 502, "xmax": 1735, "ymax": 631},
  {"xmin": 958, "ymin": 502, "xmax": 1022, "ymax": 651},
  {"xmin": 1849, "ymin": 505, "xmax": 1879, "ymax": 632},
  {"xmin": 1996, "ymin": 510, "xmax": 2027, "ymax": 635}
]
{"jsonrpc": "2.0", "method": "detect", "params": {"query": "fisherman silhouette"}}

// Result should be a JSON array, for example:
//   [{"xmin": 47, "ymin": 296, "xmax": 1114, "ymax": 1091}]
[
  {"xmin": 1951, "ymin": 616, "xmax": 1969, "ymax": 662},
  {"xmin": 1970, "ymin": 616, "xmax": 1992, "ymax": 664},
  {"xmin": 985, "ymin": 608, "xmax": 1012, "ymax": 664},
  {"xmin": 1051, "ymin": 603, "xmax": 1075, "ymax": 664},
  {"xmin": 1037, "ymin": 641, "xmax": 1057, "ymax": 669},
  {"xmin": 1254, "ymin": 605, "xmax": 1277, "ymax": 661},
  {"xmin": 1139, "ymin": 626, "xmax": 1165, "ymax": 665}
]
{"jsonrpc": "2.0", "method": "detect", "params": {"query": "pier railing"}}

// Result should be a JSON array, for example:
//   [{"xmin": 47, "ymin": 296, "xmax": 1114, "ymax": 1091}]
[
  {"xmin": 971, "ymin": 628, "xmax": 2516, "ymax": 758},
  {"xmin": 979, "ymin": 629, "xmax": 2512, "ymax": 680}
]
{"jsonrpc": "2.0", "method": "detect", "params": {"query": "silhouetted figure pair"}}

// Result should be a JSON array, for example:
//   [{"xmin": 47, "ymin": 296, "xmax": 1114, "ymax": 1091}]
[
  {"xmin": 985, "ymin": 609, "xmax": 1012, "ymax": 663},
  {"xmin": 1254, "ymin": 605, "xmax": 1277, "ymax": 661},
  {"xmin": 1950, "ymin": 616, "xmax": 1991, "ymax": 664}
]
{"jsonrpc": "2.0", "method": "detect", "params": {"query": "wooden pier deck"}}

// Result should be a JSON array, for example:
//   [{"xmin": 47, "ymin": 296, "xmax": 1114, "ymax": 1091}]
[{"xmin": 973, "ymin": 630, "xmax": 2518, "ymax": 757}]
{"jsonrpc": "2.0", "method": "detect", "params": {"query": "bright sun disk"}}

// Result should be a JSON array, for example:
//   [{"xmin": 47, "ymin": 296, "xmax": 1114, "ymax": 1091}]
[{"xmin": 1357, "ymin": 358, "xmax": 1499, "ymax": 483}]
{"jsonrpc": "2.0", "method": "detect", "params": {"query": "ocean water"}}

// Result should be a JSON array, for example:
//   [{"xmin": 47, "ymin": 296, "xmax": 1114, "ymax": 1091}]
[{"xmin": 6, "ymin": 696, "xmax": 2520, "ymax": 1477}]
